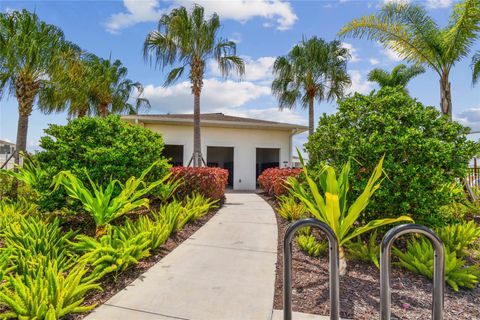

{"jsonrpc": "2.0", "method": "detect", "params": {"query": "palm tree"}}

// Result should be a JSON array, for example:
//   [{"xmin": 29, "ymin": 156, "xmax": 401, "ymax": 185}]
[
  {"xmin": 272, "ymin": 37, "xmax": 351, "ymax": 136},
  {"xmin": 368, "ymin": 64, "xmax": 425, "ymax": 90},
  {"xmin": 87, "ymin": 55, "xmax": 150, "ymax": 117},
  {"xmin": 143, "ymin": 5, "xmax": 245, "ymax": 167},
  {"xmin": 339, "ymin": 0, "xmax": 480, "ymax": 120},
  {"xmin": 472, "ymin": 51, "xmax": 480, "ymax": 85},
  {"xmin": 0, "ymin": 10, "xmax": 66, "ymax": 163}
]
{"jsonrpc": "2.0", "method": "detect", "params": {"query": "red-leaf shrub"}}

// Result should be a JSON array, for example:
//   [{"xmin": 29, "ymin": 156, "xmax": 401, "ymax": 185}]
[
  {"xmin": 257, "ymin": 168, "xmax": 302, "ymax": 197},
  {"xmin": 170, "ymin": 167, "xmax": 229, "ymax": 201}
]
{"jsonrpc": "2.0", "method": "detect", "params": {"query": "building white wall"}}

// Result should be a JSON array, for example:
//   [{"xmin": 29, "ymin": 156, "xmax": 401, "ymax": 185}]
[{"xmin": 145, "ymin": 123, "xmax": 293, "ymax": 190}]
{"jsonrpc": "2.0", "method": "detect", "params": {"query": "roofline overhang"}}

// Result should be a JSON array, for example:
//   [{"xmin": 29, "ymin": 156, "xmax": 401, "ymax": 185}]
[{"xmin": 122, "ymin": 115, "xmax": 309, "ymax": 133}]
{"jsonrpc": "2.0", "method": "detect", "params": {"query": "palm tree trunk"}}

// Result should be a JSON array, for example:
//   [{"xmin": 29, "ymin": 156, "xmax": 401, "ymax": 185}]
[
  {"xmin": 440, "ymin": 73, "xmax": 452, "ymax": 120},
  {"xmin": 193, "ymin": 89, "xmax": 202, "ymax": 167},
  {"xmin": 99, "ymin": 102, "xmax": 109, "ymax": 117},
  {"xmin": 308, "ymin": 95, "xmax": 315, "ymax": 136},
  {"xmin": 14, "ymin": 79, "xmax": 37, "ymax": 165}
]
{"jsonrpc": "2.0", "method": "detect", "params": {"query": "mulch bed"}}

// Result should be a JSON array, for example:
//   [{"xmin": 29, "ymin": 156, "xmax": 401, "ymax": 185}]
[
  {"xmin": 259, "ymin": 193, "xmax": 480, "ymax": 320},
  {"xmin": 69, "ymin": 205, "xmax": 221, "ymax": 319}
]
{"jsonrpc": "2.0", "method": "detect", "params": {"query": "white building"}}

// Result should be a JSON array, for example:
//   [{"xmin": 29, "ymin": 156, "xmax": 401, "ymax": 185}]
[
  {"xmin": 122, "ymin": 113, "xmax": 307, "ymax": 191},
  {"xmin": 0, "ymin": 140, "xmax": 15, "ymax": 169}
]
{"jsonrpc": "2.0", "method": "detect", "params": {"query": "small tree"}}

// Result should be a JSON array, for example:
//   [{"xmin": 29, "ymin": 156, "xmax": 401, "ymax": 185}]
[
  {"xmin": 306, "ymin": 87, "xmax": 478, "ymax": 227},
  {"xmin": 36, "ymin": 116, "xmax": 170, "ymax": 210}
]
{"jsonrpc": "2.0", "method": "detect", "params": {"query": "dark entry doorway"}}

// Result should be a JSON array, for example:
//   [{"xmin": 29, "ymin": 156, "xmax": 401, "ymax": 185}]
[
  {"xmin": 256, "ymin": 148, "xmax": 280, "ymax": 180},
  {"xmin": 207, "ymin": 146, "xmax": 234, "ymax": 187},
  {"xmin": 163, "ymin": 145, "xmax": 184, "ymax": 166}
]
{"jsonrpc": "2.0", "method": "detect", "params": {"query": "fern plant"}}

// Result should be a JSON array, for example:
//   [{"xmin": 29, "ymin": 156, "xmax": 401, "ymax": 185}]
[
  {"xmin": 346, "ymin": 231, "xmax": 380, "ymax": 268},
  {"xmin": 72, "ymin": 226, "xmax": 151, "ymax": 281},
  {"xmin": 53, "ymin": 161, "xmax": 168, "ymax": 236},
  {"xmin": 122, "ymin": 216, "xmax": 171, "ymax": 251},
  {"xmin": 296, "ymin": 234, "xmax": 328, "ymax": 257},
  {"xmin": 0, "ymin": 261, "xmax": 101, "ymax": 319},
  {"xmin": 178, "ymin": 193, "xmax": 217, "ymax": 229},
  {"xmin": 3, "ymin": 216, "xmax": 77, "ymax": 273},
  {"xmin": 436, "ymin": 221, "xmax": 480, "ymax": 257},
  {"xmin": 153, "ymin": 200, "xmax": 183, "ymax": 234},
  {"xmin": 276, "ymin": 195, "xmax": 307, "ymax": 221},
  {"xmin": 393, "ymin": 237, "xmax": 480, "ymax": 291}
]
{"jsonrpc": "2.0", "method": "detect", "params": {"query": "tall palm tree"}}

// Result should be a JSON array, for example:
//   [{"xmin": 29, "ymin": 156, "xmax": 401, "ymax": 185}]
[
  {"xmin": 272, "ymin": 37, "xmax": 351, "ymax": 136},
  {"xmin": 472, "ymin": 51, "xmax": 480, "ymax": 85},
  {"xmin": 143, "ymin": 5, "xmax": 245, "ymax": 167},
  {"xmin": 0, "ymin": 10, "xmax": 66, "ymax": 163},
  {"xmin": 368, "ymin": 64, "xmax": 425, "ymax": 90},
  {"xmin": 339, "ymin": 0, "xmax": 480, "ymax": 120}
]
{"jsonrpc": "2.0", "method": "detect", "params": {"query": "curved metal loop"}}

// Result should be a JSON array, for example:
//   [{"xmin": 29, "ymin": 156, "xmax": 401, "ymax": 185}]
[
  {"xmin": 380, "ymin": 224, "xmax": 445, "ymax": 320},
  {"xmin": 283, "ymin": 218, "xmax": 340, "ymax": 320}
]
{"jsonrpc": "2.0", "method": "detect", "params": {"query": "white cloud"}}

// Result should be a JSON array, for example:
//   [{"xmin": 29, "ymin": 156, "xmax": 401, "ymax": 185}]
[
  {"xmin": 455, "ymin": 108, "xmax": 480, "ymax": 132},
  {"xmin": 105, "ymin": 0, "xmax": 164, "ymax": 34},
  {"xmin": 143, "ymin": 78, "xmax": 270, "ymax": 113},
  {"xmin": 105, "ymin": 0, "xmax": 297, "ymax": 34},
  {"xmin": 426, "ymin": 0, "xmax": 453, "ymax": 8},
  {"xmin": 383, "ymin": 0, "xmax": 410, "ymax": 4},
  {"xmin": 209, "ymin": 56, "xmax": 276, "ymax": 82},
  {"xmin": 369, "ymin": 58, "xmax": 380, "ymax": 65},
  {"xmin": 342, "ymin": 42, "xmax": 360, "ymax": 62},
  {"xmin": 383, "ymin": 47, "xmax": 403, "ymax": 62},
  {"xmin": 347, "ymin": 70, "xmax": 374, "ymax": 94}
]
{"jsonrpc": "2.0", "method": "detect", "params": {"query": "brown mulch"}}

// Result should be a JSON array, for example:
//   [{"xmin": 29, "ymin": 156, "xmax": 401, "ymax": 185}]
[
  {"xmin": 259, "ymin": 193, "xmax": 480, "ymax": 320},
  {"xmin": 68, "ymin": 204, "xmax": 221, "ymax": 319}
]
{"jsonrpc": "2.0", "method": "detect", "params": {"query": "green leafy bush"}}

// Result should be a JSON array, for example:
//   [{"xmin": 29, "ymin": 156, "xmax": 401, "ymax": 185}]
[
  {"xmin": 73, "ymin": 226, "xmax": 151, "ymax": 281},
  {"xmin": 0, "ymin": 261, "xmax": 100, "ymax": 319},
  {"xmin": 436, "ymin": 221, "xmax": 480, "ymax": 257},
  {"xmin": 53, "ymin": 162, "xmax": 167, "ymax": 236},
  {"xmin": 171, "ymin": 167, "xmax": 228, "ymax": 200},
  {"xmin": 276, "ymin": 195, "xmax": 307, "ymax": 221},
  {"xmin": 393, "ymin": 237, "xmax": 480, "ymax": 291},
  {"xmin": 305, "ymin": 87, "xmax": 479, "ymax": 227},
  {"xmin": 346, "ymin": 231, "xmax": 380, "ymax": 268},
  {"xmin": 296, "ymin": 234, "xmax": 327, "ymax": 257},
  {"xmin": 287, "ymin": 154, "xmax": 412, "ymax": 274},
  {"xmin": 35, "ymin": 115, "xmax": 170, "ymax": 210}
]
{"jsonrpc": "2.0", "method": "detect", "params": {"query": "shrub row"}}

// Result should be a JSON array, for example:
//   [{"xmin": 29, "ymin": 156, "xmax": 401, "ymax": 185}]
[
  {"xmin": 257, "ymin": 168, "xmax": 302, "ymax": 197},
  {"xmin": 171, "ymin": 166, "xmax": 229, "ymax": 201}
]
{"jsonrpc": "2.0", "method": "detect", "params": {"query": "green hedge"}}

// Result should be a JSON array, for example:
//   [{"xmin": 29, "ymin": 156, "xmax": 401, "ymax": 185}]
[
  {"xmin": 305, "ymin": 87, "xmax": 478, "ymax": 227},
  {"xmin": 36, "ymin": 115, "xmax": 170, "ymax": 210}
]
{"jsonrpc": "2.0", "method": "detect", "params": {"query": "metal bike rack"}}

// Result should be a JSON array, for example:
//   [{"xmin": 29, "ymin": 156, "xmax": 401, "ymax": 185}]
[
  {"xmin": 283, "ymin": 218, "xmax": 340, "ymax": 320},
  {"xmin": 380, "ymin": 224, "xmax": 445, "ymax": 320}
]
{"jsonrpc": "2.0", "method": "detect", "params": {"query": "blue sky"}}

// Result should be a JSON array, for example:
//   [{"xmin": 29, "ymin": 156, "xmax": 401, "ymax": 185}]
[{"xmin": 1, "ymin": 0, "xmax": 479, "ymax": 152}]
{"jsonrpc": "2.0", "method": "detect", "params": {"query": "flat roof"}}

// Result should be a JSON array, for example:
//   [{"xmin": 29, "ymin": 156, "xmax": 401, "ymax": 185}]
[
  {"xmin": 122, "ymin": 113, "xmax": 308, "ymax": 132},
  {"xmin": 0, "ymin": 140, "xmax": 15, "ymax": 146}
]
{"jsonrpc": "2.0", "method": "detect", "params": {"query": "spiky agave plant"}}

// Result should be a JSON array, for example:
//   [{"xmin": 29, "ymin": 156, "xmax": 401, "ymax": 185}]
[{"xmin": 287, "ymin": 152, "xmax": 413, "ymax": 275}]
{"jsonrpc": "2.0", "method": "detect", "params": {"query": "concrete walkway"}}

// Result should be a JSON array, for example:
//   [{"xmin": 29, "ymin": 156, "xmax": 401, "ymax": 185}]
[{"xmin": 86, "ymin": 193, "xmax": 278, "ymax": 320}]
